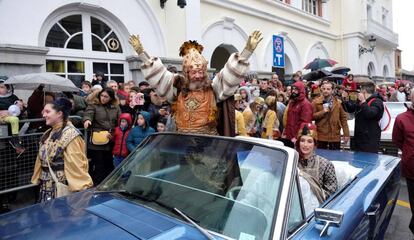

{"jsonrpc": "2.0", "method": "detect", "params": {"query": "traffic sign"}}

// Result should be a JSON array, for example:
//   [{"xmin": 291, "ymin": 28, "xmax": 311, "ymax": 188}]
[{"xmin": 273, "ymin": 35, "xmax": 285, "ymax": 68}]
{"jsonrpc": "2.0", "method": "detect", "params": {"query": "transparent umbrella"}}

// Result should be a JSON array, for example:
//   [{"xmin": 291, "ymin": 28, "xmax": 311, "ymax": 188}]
[{"xmin": 5, "ymin": 73, "xmax": 79, "ymax": 92}]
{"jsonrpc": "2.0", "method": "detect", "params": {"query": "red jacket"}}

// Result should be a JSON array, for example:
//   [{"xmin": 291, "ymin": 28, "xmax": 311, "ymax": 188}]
[
  {"xmin": 392, "ymin": 108, "xmax": 414, "ymax": 179},
  {"xmin": 284, "ymin": 81, "xmax": 313, "ymax": 140},
  {"xmin": 112, "ymin": 113, "xmax": 133, "ymax": 157},
  {"xmin": 342, "ymin": 77, "xmax": 357, "ymax": 91}
]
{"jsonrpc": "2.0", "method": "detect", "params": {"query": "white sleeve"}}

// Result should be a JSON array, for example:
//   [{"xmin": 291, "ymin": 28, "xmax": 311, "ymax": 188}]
[
  {"xmin": 139, "ymin": 52, "xmax": 175, "ymax": 102},
  {"xmin": 212, "ymin": 50, "xmax": 252, "ymax": 102}
]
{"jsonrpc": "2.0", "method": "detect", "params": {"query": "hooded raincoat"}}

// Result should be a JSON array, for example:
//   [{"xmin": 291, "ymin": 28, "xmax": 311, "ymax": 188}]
[
  {"xmin": 284, "ymin": 81, "xmax": 313, "ymax": 140},
  {"xmin": 112, "ymin": 113, "xmax": 133, "ymax": 158},
  {"xmin": 126, "ymin": 111, "xmax": 155, "ymax": 152}
]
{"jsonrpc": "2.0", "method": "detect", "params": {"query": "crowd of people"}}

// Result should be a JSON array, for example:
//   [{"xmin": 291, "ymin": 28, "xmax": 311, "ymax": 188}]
[
  {"xmin": 1, "ymin": 29, "xmax": 412, "ymax": 210},
  {"xmin": 0, "ymin": 68, "xmax": 412, "ymax": 201}
]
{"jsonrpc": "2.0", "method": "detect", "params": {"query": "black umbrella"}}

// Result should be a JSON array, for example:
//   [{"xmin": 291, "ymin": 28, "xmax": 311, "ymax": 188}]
[
  {"xmin": 331, "ymin": 67, "xmax": 351, "ymax": 75},
  {"xmin": 322, "ymin": 74, "xmax": 345, "ymax": 84},
  {"xmin": 302, "ymin": 69, "xmax": 332, "ymax": 81}
]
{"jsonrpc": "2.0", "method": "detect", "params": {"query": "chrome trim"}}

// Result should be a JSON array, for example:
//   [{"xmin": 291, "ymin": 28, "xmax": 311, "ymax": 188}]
[{"xmin": 271, "ymin": 149, "xmax": 298, "ymax": 239}]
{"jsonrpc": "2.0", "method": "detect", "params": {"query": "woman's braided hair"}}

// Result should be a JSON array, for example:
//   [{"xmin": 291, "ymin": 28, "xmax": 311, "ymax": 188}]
[{"xmin": 40, "ymin": 97, "xmax": 72, "ymax": 144}]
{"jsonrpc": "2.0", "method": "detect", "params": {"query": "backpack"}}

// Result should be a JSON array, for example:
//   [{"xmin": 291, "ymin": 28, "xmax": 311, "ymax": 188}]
[{"xmin": 367, "ymin": 98, "xmax": 391, "ymax": 131}]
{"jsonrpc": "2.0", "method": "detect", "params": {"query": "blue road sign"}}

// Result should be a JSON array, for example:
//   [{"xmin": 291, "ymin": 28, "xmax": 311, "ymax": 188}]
[{"xmin": 273, "ymin": 35, "xmax": 285, "ymax": 68}]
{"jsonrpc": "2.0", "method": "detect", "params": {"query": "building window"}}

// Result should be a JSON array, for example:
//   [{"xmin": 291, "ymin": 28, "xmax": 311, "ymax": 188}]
[
  {"xmin": 46, "ymin": 15, "xmax": 83, "ymax": 49},
  {"xmin": 383, "ymin": 65, "xmax": 389, "ymax": 77},
  {"xmin": 92, "ymin": 62, "xmax": 125, "ymax": 83},
  {"xmin": 91, "ymin": 17, "xmax": 123, "ymax": 53},
  {"xmin": 368, "ymin": 62, "xmax": 375, "ymax": 78},
  {"xmin": 382, "ymin": 7, "xmax": 388, "ymax": 27},
  {"xmin": 46, "ymin": 15, "xmax": 123, "ymax": 53},
  {"xmin": 367, "ymin": 5, "xmax": 372, "ymax": 19},
  {"xmin": 46, "ymin": 59, "xmax": 85, "ymax": 87},
  {"xmin": 302, "ymin": 0, "xmax": 321, "ymax": 16},
  {"xmin": 44, "ymin": 14, "xmax": 125, "ymax": 83}
]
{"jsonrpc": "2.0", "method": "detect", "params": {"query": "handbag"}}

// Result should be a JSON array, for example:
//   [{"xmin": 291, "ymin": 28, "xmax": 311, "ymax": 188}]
[
  {"xmin": 46, "ymin": 158, "xmax": 71, "ymax": 198},
  {"xmin": 90, "ymin": 107, "xmax": 112, "ymax": 145},
  {"xmin": 91, "ymin": 130, "xmax": 110, "ymax": 145}
]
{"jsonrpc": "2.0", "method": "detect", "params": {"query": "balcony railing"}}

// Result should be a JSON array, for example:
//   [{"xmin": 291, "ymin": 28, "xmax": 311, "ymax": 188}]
[{"xmin": 362, "ymin": 19, "xmax": 398, "ymax": 46}]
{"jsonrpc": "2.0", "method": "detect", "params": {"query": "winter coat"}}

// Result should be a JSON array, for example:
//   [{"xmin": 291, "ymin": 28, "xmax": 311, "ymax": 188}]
[
  {"xmin": 126, "ymin": 111, "xmax": 155, "ymax": 152},
  {"xmin": 392, "ymin": 108, "xmax": 414, "ymax": 179},
  {"xmin": 312, "ymin": 96, "xmax": 349, "ymax": 142},
  {"xmin": 27, "ymin": 89, "xmax": 44, "ymax": 119},
  {"xmin": 0, "ymin": 93, "xmax": 18, "ymax": 111},
  {"xmin": 342, "ymin": 78, "xmax": 357, "ymax": 91},
  {"xmin": 83, "ymin": 94, "xmax": 121, "ymax": 150},
  {"xmin": 262, "ymin": 109, "xmax": 280, "ymax": 139},
  {"xmin": 235, "ymin": 110, "xmax": 247, "ymax": 136},
  {"xmin": 147, "ymin": 103, "xmax": 161, "ymax": 129},
  {"xmin": 284, "ymin": 81, "xmax": 313, "ymax": 140},
  {"xmin": 342, "ymin": 93, "xmax": 384, "ymax": 153},
  {"xmin": 112, "ymin": 113, "xmax": 132, "ymax": 158}
]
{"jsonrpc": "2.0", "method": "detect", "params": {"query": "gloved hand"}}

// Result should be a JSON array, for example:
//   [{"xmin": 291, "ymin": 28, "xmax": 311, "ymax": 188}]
[{"xmin": 129, "ymin": 35, "xmax": 144, "ymax": 55}]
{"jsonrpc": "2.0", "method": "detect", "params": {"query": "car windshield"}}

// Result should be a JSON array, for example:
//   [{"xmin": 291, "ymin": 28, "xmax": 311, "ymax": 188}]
[{"xmin": 99, "ymin": 134, "xmax": 287, "ymax": 240}]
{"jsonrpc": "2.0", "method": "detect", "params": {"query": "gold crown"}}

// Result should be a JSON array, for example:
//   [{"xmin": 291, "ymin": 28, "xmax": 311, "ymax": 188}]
[
  {"xmin": 297, "ymin": 123, "xmax": 318, "ymax": 141},
  {"xmin": 179, "ymin": 41, "xmax": 207, "ymax": 74}
]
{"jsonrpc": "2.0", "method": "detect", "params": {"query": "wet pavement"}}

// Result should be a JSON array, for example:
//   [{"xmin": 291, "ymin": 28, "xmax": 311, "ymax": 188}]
[{"xmin": 385, "ymin": 178, "xmax": 413, "ymax": 240}]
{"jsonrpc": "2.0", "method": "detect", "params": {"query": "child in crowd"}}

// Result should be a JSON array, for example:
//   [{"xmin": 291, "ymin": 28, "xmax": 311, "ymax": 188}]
[
  {"xmin": 0, "ymin": 80, "xmax": 25, "ymax": 155},
  {"xmin": 126, "ymin": 111, "xmax": 155, "ymax": 152},
  {"xmin": 157, "ymin": 117, "xmax": 167, "ymax": 133},
  {"xmin": 112, "ymin": 113, "xmax": 132, "ymax": 167},
  {"xmin": 80, "ymin": 81, "xmax": 92, "ymax": 97}
]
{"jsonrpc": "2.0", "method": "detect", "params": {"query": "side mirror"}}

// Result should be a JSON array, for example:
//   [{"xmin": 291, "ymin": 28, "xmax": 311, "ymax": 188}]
[{"xmin": 314, "ymin": 208, "xmax": 344, "ymax": 236}]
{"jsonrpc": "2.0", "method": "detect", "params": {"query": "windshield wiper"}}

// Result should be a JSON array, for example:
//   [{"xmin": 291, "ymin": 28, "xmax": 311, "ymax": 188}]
[
  {"xmin": 174, "ymin": 207, "xmax": 215, "ymax": 240},
  {"xmin": 94, "ymin": 189, "xmax": 215, "ymax": 239}
]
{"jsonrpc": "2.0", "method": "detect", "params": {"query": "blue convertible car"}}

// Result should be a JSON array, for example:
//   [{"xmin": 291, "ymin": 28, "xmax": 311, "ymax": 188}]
[{"xmin": 0, "ymin": 133, "xmax": 400, "ymax": 239}]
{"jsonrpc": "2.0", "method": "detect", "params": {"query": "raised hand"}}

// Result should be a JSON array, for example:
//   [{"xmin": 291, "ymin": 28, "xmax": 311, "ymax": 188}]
[
  {"xmin": 245, "ymin": 30, "xmax": 263, "ymax": 52},
  {"xmin": 129, "ymin": 34, "xmax": 144, "ymax": 54}
]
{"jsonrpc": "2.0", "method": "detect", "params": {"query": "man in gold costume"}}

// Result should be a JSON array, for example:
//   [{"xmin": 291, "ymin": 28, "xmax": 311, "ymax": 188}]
[{"xmin": 129, "ymin": 31, "xmax": 262, "ymax": 136}]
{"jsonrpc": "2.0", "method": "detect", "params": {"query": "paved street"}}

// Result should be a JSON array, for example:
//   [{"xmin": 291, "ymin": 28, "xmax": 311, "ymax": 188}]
[{"xmin": 385, "ymin": 178, "xmax": 413, "ymax": 240}]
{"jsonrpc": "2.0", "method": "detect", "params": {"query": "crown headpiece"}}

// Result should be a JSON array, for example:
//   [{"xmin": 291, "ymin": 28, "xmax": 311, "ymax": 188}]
[{"xmin": 179, "ymin": 40, "xmax": 208, "ymax": 75}]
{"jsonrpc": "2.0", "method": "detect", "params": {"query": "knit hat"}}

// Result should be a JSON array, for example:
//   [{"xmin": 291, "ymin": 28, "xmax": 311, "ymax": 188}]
[{"xmin": 297, "ymin": 123, "xmax": 318, "ymax": 141}]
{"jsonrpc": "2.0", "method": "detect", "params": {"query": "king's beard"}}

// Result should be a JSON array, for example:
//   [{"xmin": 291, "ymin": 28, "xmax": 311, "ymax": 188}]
[
  {"xmin": 187, "ymin": 74, "xmax": 211, "ymax": 91},
  {"xmin": 189, "ymin": 80, "xmax": 206, "ymax": 91}
]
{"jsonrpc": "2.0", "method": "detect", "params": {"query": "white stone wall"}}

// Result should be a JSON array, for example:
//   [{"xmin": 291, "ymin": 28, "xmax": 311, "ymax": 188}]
[{"xmin": 0, "ymin": 0, "xmax": 398, "ymax": 79}]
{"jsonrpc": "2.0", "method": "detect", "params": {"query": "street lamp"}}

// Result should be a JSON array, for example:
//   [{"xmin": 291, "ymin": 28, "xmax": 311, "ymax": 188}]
[
  {"xmin": 160, "ymin": 0, "xmax": 187, "ymax": 9},
  {"xmin": 359, "ymin": 35, "xmax": 376, "ymax": 57}
]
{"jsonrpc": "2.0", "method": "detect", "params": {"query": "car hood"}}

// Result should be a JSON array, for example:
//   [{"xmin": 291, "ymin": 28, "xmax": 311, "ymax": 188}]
[{"xmin": 0, "ymin": 190, "xmax": 224, "ymax": 240}]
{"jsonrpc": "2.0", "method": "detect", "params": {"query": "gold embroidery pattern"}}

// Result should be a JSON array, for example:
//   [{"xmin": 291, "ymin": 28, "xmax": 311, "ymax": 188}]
[{"xmin": 185, "ymin": 98, "xmax": 200, "ymax": 111}]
